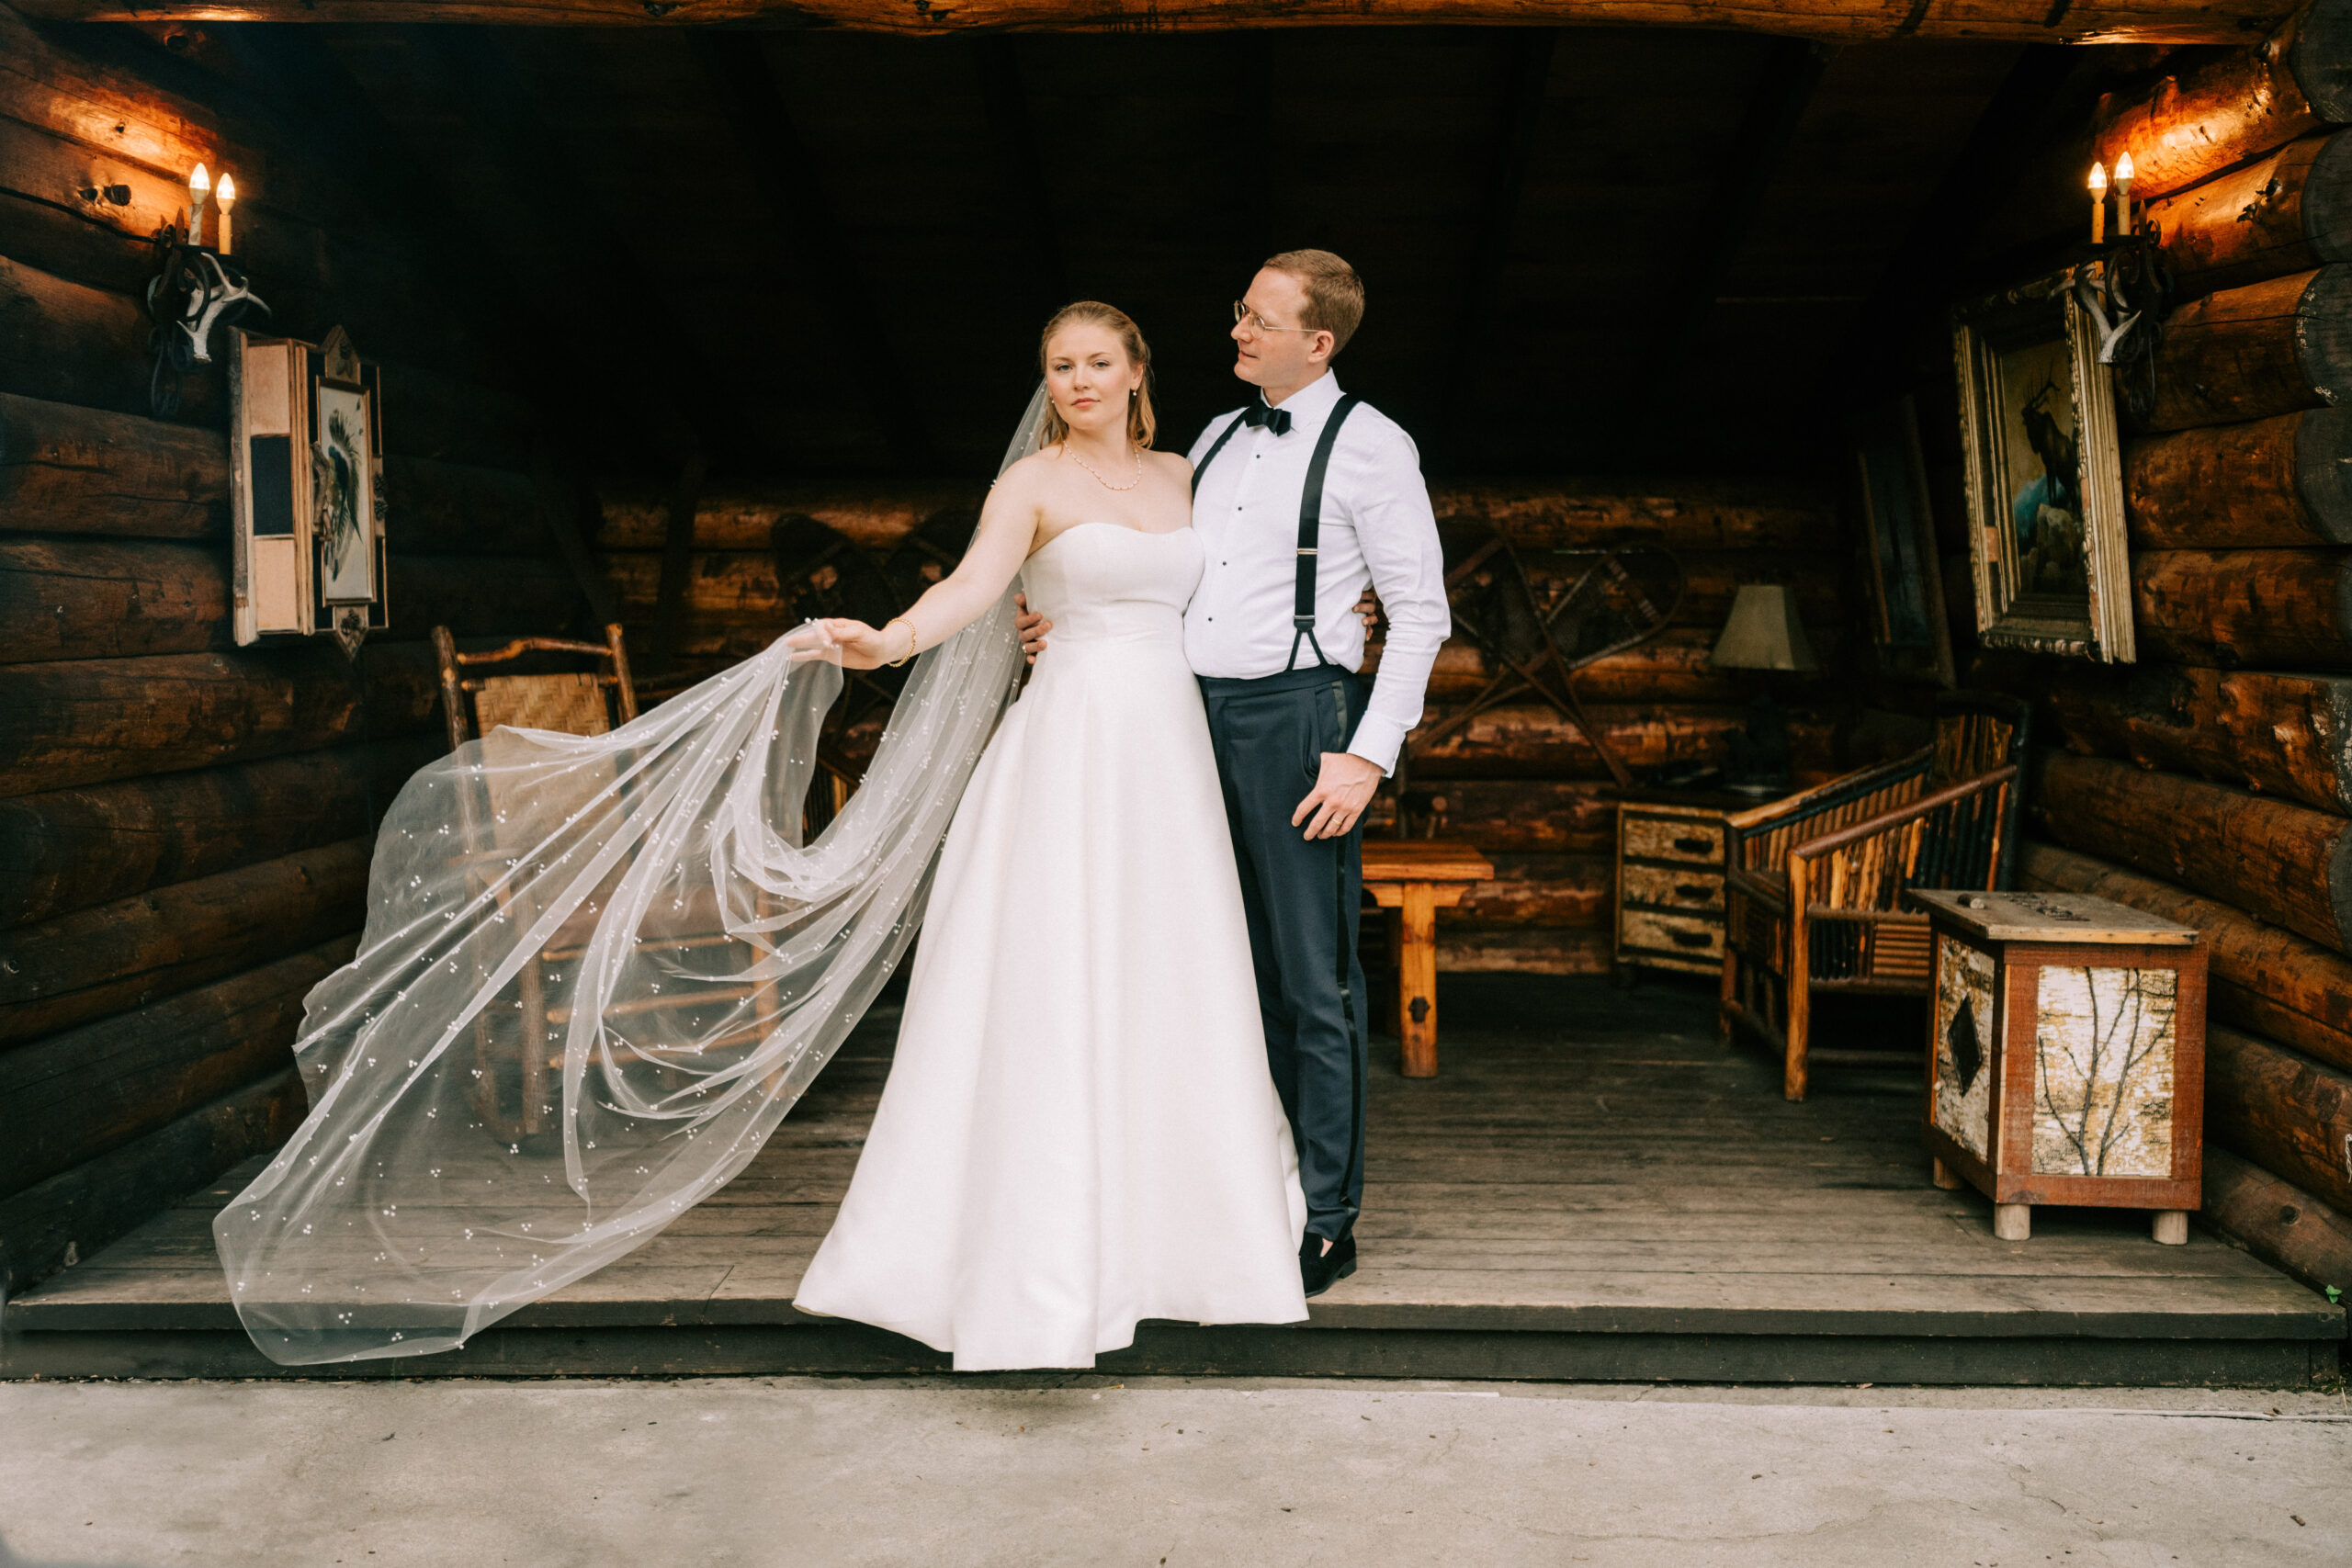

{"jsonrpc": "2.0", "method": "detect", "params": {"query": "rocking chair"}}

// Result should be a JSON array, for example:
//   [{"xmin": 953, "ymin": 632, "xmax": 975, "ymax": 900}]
[{"xmin": 1718, "ymin": 691, "xmax": 2030, "ymax": 1100}]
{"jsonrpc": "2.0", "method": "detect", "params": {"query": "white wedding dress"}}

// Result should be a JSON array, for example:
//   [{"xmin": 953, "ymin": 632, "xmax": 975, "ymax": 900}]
[{"xmin": 793, "ymin": 523, "xmax": 1311, "ymax": 1370}]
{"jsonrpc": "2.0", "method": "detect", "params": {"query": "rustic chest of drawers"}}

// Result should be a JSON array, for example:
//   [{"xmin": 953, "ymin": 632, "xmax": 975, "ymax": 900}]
[{"xmin": 1612, "ymin": 792, "xmax": 1750, "ymax": 976}]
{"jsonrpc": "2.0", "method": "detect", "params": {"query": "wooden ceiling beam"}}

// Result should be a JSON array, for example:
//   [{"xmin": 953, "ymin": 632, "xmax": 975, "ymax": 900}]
[{"xmin": 8, "ymin": 0, "xmax": 2291, "ymax": 47}]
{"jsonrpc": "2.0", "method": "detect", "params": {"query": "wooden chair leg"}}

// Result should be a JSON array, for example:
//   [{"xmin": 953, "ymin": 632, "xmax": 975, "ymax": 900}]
[
  {"xmin": 1717, "ymin": 939, "xmax": 1737, "ymax": 1045},
  {"xmin": 1783, "ymin": 865, "xmax": 1812, "ymax": 1101}
]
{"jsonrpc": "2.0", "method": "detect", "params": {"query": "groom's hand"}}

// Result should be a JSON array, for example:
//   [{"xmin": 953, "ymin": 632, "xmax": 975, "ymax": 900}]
[
  {"xmin": 1012, "ymin": 593, "xmax": 1052, "ymax": 664},
  {"xmin": 1294, "ymin": 751, "xmax": 1384, "ymax": 840}
]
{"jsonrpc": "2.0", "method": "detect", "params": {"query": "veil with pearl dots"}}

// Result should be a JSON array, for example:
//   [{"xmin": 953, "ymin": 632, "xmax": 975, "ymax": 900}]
[{"xmin": 212, "ymin": 385, "xmax": 1050, "ymax": 1364}]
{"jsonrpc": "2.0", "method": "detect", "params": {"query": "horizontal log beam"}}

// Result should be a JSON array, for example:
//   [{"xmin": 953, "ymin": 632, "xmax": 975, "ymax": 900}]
[
  {"xmin": 1432, "ymin": 927, "xmax": 1610, "ymax": 976},
  {"xmin": 2149, "ymin": 131, "xmax": 2352, "ymax": 293},
  {"xmin": 0, "ymin": 392, "xmax": 228, "ymax": 540},
  {"xmin": 2037, "ymin": 663, "xmax": 2352, "ymax": 814},
  {"xmin": 0, "ymin": 938, "xmax": 349, "ymax": 1197},
  {"xmin": 0, "ymin": 737, "xmax": 440, "ymax": 929},
  {"xmin": 2207, "ymin": 1023, "xmax": 2352, "ymax": 1216},
  {"xmin": 2124, "ymin": 409, "xmax": 2352, "ymax": 547},
  {"xmin": 1405, "ymin": 701, "xmax": 1838, "ymax": 780},
  {"xmin": 0, "ymin": 645, "xmax": 443, "ymax": 796},
  {"xmin": 0, "ymin": 1068, "xmax": 304, "ymax": 1298},
  {"xmin": 1446, "ymin": 853, "xmax": 1610, "ymax": 930},
  {"xmin": 2093, "ymin": 1, "xmax": 2352, "ymax": 200},
  {"xmin": 1364, "ymin": 779, "xmax": 1619, "ymax": 853},
  {"xmin": 2, "ymin": 0, "xmax": 2293, "ymax": 44},
  {"xmin": 2028, "ymin": 751, "xmax": 2352, "ymax": 953},
  {"xmin": 2130, "ymin": 266, "xmax": 2352, "ymax": 433},
  {"xmin": 0, "ymin": 837, "xmax": 369, "ymax": 1046},
  {"xmin": 2018, "ymin": 840, "xmax": 2352, "ymax": 1073},
  {"xmin": 2131, "ymin": 547, "xmax": 2352, "ymax": 667},
  {"xmin": 2199, "ymin": 1144, "xmax": 2352, "ymax": 1297},
  {"xmin": 596, "ymin": 479, "xmax": 1835, "ymax": 554},
  {"xmin": 0, "ymin": 254, "xmax": 221, "ymax": 431},
  {"xmin": 0, "ymin": 537, "xmax": 229, "ymax": 663}
]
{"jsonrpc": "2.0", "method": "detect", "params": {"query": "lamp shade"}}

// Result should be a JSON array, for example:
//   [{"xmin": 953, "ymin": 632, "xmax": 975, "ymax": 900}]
[{"xmin": 1710, "ymin": 584, "xmax": 1819, "ymax": 671}]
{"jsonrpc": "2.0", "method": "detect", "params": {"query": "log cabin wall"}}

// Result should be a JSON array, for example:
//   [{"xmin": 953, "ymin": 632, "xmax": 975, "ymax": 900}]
[
  {"xmin": 587, "ymin": 477, "xmax": 1858, "ymax": 977},
  {"xmin": 0, "ymin": 6, "xmax": 592, "ymax": 1296},
  {"xmin": 1880, "ymin": 0, "xmax": 2352, "ymax": 1297}
]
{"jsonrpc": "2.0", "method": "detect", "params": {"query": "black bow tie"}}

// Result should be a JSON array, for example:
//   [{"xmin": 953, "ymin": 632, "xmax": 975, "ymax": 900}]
[{"xmin": 1243, "ymin": 402, "xmax": 1292, "ymax": 435}]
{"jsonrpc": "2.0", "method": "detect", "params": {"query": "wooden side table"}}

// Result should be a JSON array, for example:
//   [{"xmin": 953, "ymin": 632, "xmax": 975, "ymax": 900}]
[
  {"xmin": 1363, "ymin": 840, "xmax": 1495, "ymax": 1080},
  {"xmin": 1911, "ymin": 888, "xmax": 2207, "ymax": 1245}
]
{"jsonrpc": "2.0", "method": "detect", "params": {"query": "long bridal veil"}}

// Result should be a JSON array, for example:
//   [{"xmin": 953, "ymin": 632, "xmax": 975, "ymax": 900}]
[{"xmin": 213, "ymin": 387, "xmax": 1050, "ymax": 1364}]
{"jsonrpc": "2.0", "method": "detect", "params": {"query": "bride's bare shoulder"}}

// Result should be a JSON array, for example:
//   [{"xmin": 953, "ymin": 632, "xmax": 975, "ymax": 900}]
[
  {"xmin": 1145, "ymin": 448, "xmax": 1192, "ymax": 480},
  {"xmin": 989, "ymin": 447, "xmax": 1064, "ymax": 499}
]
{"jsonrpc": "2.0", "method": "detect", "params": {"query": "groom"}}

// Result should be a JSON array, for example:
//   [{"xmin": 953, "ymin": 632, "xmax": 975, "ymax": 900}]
[{"xmin": 1020, "ymin": 250, "xmax": 1450, "ymax": 1297}]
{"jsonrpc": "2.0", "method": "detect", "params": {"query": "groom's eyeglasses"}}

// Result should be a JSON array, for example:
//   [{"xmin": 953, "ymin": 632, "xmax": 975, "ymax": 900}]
[{"xmin": 1233, "ymin": 300, "xmax": 1321, "ymax": 334}]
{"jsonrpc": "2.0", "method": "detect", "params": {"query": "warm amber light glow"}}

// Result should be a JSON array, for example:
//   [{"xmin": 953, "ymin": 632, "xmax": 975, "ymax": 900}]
[
  {"xmin": 2088, "ymin": 162, "xmax": 2108, "ymax": 193},
  {"xmin": 2115, "ymin": 151, "xmax": 2134, "ymax": 184},
  {"xmin": 189, "ymin": 162, "xmax": 211, "ymax": 196},
  {"xmin": 218, "ymin": 173, "xmax": 237, "ymax": 209}
]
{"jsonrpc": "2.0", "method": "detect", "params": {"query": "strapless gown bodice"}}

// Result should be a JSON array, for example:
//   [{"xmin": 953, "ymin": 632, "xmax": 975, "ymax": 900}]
[{"xmin": 1015, "ymin": 522, "xmax": 1202, "ymax": 650}]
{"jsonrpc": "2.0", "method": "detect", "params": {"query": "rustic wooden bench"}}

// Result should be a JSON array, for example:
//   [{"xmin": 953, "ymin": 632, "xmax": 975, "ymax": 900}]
[{"xmin": 1363, "ymin": 840, "xmax": 1496, "ymax": 1079}]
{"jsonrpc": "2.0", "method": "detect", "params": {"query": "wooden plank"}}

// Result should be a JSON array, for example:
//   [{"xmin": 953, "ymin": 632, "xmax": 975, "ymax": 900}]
[
  {"xmin": 2131, "ymin": 548, "xmax": 2352, "ymax": 668},
  {"xmin": 5, "ymin": 0, "xmax": 2297, "ymax": 46},
  {"xmin": 2018, "ymin": 840, "xmax": 2352, "ymax": 1074},
  {"xmin": 0, "ymin": 837, "xmax": 369, "ymax": 1045},
  {"xmin": 1908, "ymin": 887, "xmax": 2199, "ymax": 944},
  {"xmin": 2206, "ymin": 1024, "xmax": 2352, "ymax": 1214},
  {"xmin": 1366, "ymin": 779, "xmax": 1617, "ymax": 852},
  {"xmin": 0, "ymin": 645, "xmax": 443, "ymax": 795},
  {"xmin": 2029, "ymin": 752, "xmax": 2352, "ymax": 953},
  {"xmin": 1408, "ymin": 702, "xmax": 1838, "ymax": 780},
  {"xmin": 0, "ymin": 538, "xmax": 228, "ymax": 664},
  {"xmin": 0, "ymin": 254, "xmax": 221, "ymax": 429},
  {"xmin": 2149, "ymin": 130, "xmax": 2352, "ymax": 294},
  {"xmin": 0, "ymin": 392, "xmax": 229, "ymax": 540},
  {"xmin": 2201, "ymin": 1143, "xmax": 2352, "ymax": 1295},
  {"xmin": 0, "ymin": 737, "xmax": 438, "ymax": 929},
  {"xmin": 2129, "ymin": 267, "xmax": 2352, "ymax": 433},
  {"xmin": 0, "ymin": 1067, "xmax": 304, "ymax": 1299},
  {"xmin": 2036, "ymin": 663, "xmax": 2352, "ymax": 816},
  {"xmin": 2123, "ymin": 409, "xmax": 2352, "ymax": 549},
  {"xmin": 0, "ymin": 939, "xmax": 349, "ymax": 1197}
]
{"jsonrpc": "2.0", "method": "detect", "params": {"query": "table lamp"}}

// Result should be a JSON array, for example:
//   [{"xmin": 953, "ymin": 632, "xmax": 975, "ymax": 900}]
[{"xmin": 1709, "ymin": 584, "xmax": 1819, "ymax": 796}]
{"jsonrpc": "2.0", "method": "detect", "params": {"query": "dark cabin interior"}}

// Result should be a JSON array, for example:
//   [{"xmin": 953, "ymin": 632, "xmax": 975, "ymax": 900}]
[{"xmin": 5, "ymin": 2, "xmax": 2351, "ymax": 1380}]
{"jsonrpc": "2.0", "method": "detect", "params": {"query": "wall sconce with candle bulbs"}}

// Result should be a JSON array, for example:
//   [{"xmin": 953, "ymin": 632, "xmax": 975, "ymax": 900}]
[
  {"xmin": 2071, "ymin": 147, "xmax": 2171, "ymax": 376},
  {"xmin": 142, "ymin": 159, "xmax": 269, "ymax": 416}
]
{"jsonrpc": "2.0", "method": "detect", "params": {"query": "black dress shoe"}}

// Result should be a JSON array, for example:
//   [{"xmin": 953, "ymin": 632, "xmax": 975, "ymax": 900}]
[{"xmin": 1300, "ymin": 1230, "xmax": 1358, "ymax": 1298}]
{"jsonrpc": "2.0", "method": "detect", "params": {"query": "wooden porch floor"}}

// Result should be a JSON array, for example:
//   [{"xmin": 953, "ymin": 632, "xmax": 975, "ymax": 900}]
[{"xmin": 6, "ymin": 976, "xmax": 2342, "ymax": 1384}]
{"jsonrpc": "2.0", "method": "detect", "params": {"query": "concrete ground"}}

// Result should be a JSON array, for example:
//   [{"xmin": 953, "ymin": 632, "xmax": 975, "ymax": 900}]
[{"xmin": 1, "ymin": 1379, "xmax": 2347, "ymax": 1566}]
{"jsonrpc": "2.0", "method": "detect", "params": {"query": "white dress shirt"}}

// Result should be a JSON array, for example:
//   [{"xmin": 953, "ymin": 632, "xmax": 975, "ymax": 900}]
[{"xmin": 1183, "ymin": 373, "xmax": 1450, "ymax": 776}]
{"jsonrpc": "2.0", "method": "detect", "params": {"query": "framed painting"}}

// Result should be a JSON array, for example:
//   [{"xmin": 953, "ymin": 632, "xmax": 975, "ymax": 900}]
[
  {"xmin": 1951, "ymin": 266, "xmax": 2134, "ymax": 662},
  {"xmin": 1850, "ymin": 395, "xmax": 1956, "ymax": 687}
]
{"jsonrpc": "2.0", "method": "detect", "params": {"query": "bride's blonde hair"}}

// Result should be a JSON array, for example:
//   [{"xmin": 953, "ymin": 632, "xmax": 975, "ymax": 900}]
[{"xmin": 1038, "ymin": 301, "xmax": 1157, "ymax": 451}]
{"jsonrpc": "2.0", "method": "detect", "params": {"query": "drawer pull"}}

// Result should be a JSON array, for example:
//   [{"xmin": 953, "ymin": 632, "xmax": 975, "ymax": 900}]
[
  {"xmin": 1668, "ymin": 928, "xmax": 1713, "ymax": 948},
  {"xmin": 1673, "ymin": 883, "xmax": 1712, "ymax": 902},
  {"xmin": 1672, "ymin": 836, "xmax": 1713, "ymax": 855}
]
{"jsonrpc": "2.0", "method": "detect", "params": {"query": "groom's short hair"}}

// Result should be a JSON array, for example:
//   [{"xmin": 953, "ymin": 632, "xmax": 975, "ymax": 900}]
[{"xmin": 1265, "ymin": 249, "xmax": 1364, "ymax": 355}]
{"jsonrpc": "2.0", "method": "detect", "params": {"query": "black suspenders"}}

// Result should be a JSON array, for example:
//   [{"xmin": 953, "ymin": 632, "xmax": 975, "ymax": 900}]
[{"xmin": 1192, "ymin": 394, "xmax": 1363, "ymax": 672}]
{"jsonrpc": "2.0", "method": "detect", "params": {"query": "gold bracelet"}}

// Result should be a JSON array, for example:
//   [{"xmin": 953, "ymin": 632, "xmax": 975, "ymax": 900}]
[{"xmin": 884, "ymin": 616, "xmax": 918, "ymax": 667}]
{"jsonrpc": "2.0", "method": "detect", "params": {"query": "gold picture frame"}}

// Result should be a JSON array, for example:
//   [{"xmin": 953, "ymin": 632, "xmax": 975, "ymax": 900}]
[{"xmin": 1951, "ymin": 265, "xmax": 2133, "ymax": 662}]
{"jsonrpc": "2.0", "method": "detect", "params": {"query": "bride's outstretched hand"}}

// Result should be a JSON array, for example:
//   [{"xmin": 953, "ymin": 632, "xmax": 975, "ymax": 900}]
[{"xmin": 790, "ymin": 617, "xmax": 898, "ymax": 670}]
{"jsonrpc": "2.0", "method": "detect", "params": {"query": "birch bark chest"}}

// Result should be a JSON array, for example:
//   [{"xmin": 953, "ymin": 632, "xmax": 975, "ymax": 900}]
[{"xmin": 1910, "ymin": 888, "xmax": 2207, "ymax": 1244}]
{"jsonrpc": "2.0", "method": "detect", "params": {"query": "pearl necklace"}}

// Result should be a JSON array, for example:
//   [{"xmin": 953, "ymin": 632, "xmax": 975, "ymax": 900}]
[{"xmin": 1064, "ymin": 442, "xmax": 1143, "ymax": 492}]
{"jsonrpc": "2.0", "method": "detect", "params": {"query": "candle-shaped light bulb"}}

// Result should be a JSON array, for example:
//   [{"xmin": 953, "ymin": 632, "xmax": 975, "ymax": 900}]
[
  {"xmin": 2089, "ymin": 161, "xmax": 2108, "ymax": 244},
  {"xmin": 217, "ymin": 173, "xmax": 236, "ymax": 255},
  {"xmin": 2114, "ymin": 151, "xmax": 2135, "ymax": 234},
  {"xmin": 187, "ymin": 162, "xmax": 210, "ymax": 245}
]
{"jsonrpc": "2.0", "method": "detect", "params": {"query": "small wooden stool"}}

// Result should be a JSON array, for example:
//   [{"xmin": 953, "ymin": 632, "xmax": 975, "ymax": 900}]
[
  {"xmin": 1911, "ymin": 888, "xmax": 2206, "ymax": 1246},
  {"xmin": 1363, "ymin": 840, "xmax": 1495, "ymax": 1079}
]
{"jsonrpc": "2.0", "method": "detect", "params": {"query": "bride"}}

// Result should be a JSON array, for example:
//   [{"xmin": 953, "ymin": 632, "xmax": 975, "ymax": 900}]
[
  {"xmin": 790, "ymin": 301, "xmax": 1308, "ymax": 1367},
  {"xmin": 210, "ymin": 302, "xmax": 1306, "ymax": 1369}
]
